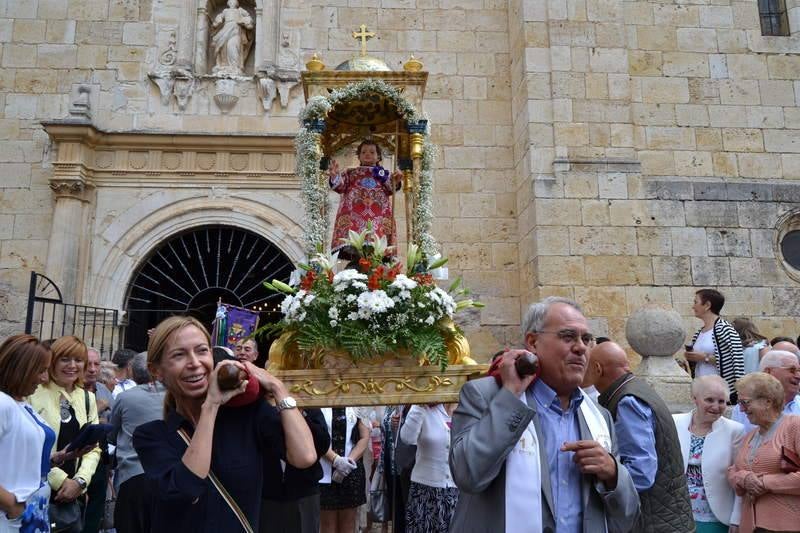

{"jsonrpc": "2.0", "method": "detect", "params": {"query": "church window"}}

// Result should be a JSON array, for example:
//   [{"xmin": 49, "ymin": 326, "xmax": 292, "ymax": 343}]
[{"xmin": 759, "ymin": 0, "xmax": 790, "ymax": 36}]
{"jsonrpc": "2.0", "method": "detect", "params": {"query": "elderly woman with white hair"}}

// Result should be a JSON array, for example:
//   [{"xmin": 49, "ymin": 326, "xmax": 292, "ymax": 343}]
[
  {"xmin": 730, "ymin": 350, "xmax": 800, "ymax": 432},
  {"xmin": 673, "ymin": 375, "xmax": 746, "ymax": 533}
]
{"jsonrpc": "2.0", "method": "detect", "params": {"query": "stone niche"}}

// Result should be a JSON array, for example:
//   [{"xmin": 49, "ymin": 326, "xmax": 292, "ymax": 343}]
[{"xmin": 148, "ymin": 0, "xmax": 301, "ymax": 114}]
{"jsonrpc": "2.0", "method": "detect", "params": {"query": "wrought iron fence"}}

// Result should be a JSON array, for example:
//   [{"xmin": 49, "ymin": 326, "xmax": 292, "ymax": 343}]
[{"xmin": 24, "ymin": 272, "xmax": 121, "ymax": 359}]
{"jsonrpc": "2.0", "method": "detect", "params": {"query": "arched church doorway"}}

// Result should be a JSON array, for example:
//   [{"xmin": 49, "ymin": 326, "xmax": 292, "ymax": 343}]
[{"xmin": 124, "ymin": 225, "xmax": 294, "ymax": 358}]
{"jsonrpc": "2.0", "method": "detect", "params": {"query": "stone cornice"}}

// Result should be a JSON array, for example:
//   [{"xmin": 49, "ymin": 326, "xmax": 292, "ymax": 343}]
[{"xmin": 41, "ymin": 121, "xmax": 299, "ymax": 189}]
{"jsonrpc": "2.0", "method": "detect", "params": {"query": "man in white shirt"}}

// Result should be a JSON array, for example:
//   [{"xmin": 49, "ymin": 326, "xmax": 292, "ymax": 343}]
[{"xmin": 731, "ymin": 350, "xmax": 800, "ymax": 431}]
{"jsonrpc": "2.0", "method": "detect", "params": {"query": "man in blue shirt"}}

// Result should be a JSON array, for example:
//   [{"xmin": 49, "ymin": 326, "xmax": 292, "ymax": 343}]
[
  {"xmin": 731, "ymin": 349, "xmax": 800, "ymax": 431},
  {"xmin": 449, "ymin": 297, "xmax": 639, "ymax": 533},
  {"xmin": 586, "ymin": 341, "xmax": 693, "ymax": 532}
]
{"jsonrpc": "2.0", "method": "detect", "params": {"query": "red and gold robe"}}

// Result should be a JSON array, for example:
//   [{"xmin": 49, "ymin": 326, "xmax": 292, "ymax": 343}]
[{"xmin": 330, "ymin": 165, "xmax": 397, "ymax": 252}]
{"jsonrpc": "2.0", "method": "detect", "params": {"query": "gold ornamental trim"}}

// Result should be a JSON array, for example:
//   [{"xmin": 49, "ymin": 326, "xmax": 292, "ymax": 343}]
[{"xmin": 274, "ymin": 364, "xmax": 487, "ymax": 407}]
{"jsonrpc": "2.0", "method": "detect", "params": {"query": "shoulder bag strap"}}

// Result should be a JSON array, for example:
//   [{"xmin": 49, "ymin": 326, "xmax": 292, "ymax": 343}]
[
  {"xmin": 84, "ymin": 389, "xmax": 90, "ymax": 420},
  {"xmin": 176, "ymin": 428, "xmax": 255, "ymax": 533}
]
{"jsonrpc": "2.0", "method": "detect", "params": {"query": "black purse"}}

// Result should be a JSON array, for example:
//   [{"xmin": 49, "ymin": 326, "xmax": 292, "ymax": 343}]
[{"xmin": 48, "ymin": 500, "xmax": 84, "ymax": 533}]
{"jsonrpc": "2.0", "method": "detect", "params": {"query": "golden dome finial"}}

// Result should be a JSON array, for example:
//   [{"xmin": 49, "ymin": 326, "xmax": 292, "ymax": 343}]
[
  {"xmin": 306, "ymin": 53, "xmax": 325, "ymax": 71},
  {"xmin": 403, "ymin": 55, "xmax": 423, "ymax": 72}
]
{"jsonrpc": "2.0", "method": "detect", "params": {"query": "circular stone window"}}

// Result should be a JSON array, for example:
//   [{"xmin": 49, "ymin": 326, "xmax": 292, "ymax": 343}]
[
  {"xmin": 781, "ymin": 230, "xmax": 800, "ymax": 270},
  {"xmin": 777, "ymin": 212, "xmax": 800, "ymax": 282}
]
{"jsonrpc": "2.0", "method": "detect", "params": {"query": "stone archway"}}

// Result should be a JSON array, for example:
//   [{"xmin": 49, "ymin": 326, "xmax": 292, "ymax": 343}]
[{"xmin": 124, "ymin": 224, "xmax": 294, "ymax": 352}]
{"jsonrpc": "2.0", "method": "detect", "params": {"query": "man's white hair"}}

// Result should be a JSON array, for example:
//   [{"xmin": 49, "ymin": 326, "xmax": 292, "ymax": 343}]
[
  {"xmin": 521, "ymin": 296, "xmax": 583, "ymax": 337},
  {"xmin": 759, "ymin": 350, "xmax": 798, "ymax": 371}
]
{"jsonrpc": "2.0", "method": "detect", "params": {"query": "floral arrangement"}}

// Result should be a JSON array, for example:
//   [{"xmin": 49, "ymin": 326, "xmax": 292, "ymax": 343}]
[
  {"xmin": 295, "ymin": 78, "xmax": 437, "ymax": 257},
  {"xmin": 263, "ymin": 227, "xmax": 482, "ymax": 370}
]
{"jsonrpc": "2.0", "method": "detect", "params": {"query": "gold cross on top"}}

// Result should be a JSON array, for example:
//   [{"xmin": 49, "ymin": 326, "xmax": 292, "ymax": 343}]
[{"xmin": 352, "ymin": 24, "xmax": 375, "ymax": 57}]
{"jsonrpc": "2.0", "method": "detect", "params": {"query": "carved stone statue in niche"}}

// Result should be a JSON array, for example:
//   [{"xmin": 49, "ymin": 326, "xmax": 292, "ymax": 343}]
[{"xmin": 210, "ymin": 0, "xmax": 254, "ymax": 76}]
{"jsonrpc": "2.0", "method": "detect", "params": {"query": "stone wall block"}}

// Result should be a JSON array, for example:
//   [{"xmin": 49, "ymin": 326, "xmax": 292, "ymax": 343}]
[
  {"xmin": 575, "ymin": 286, "xmax": 627, "ymax": 317},
  {"xmin": 641, "ymin": 179, "xmax": 693, "ymax": 200},
  {"xmin": 581, "ymin": 199, "xmax": 611, "ymax": 225},
  {"xmin": 706, "ymin": 228, "xmax": 751, "ymax": 257},
  {"xmin": 690, "ymin": 256, "xmax": 731, "ymax": 285},
  {"xmin": 737, "ymin": 153, "xmax": 782, "ymax": 179},
  {"xmin": 569, "ymin": 226, "xmax": 638, "ymax": 255},
  {"xmin": 676, "ymin": 28, "xmax": 717, "ymax": 52},
  {"xmin": 722, "ymin": 128, "xmax": 764, "ymax": 152},
  {"xmin": 751, "ymin": 229, "xmax": 777, "ymax": 258},
  {"xmin": 535, "ymin": 198, "xmax": 582, "ymax": 225},
  {"xmin": 685, "ymin": 200, "xmax": 739, "ymax": 227},
  {"xmin": 637, "ymin": 227, "xmax": 672, "ymax": 255},
  {"xmin": 537, "ymin": 256, "xmax": 586, "ymax": 285},
  {"xmin": 737, "ymin": 202, "xmax": 779, "ymax": 228},
  {"xmin": 693, "ymin": 182, "xmax": 727, "ymax": 201},
  {"xmin": 764, "ymin": 130, "xmax": 800, "ymax": 153},
  {"xmin": 627, "ymin": 198, "xmax": 687, "ymax": 226},
  {"xmin": 671, "ymin": 226, "xmax": 709, "ymax": 256},
  {"xmin": 653, "ymin": 256, "xmax": 693, "ymax": 285},
  {"xmin": 585, "ymin": 256, "xmax": 654, "ymax": 285},
  {"xmin": 641, "ymin": 78, "xmax": 689, "ymax": 103},
  {"xmin": 726, "ymin": 182, "xmax": 774, "ymax": 201},
  {"xmin": 772, "ymin": 288, "xmax": 800, "ymax": 317}
]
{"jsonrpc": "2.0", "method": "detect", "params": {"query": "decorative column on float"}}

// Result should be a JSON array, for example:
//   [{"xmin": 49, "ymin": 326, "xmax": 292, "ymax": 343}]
[{"xmin": 625, "ymin": 305, "xmax": 693, "ymax": 413}]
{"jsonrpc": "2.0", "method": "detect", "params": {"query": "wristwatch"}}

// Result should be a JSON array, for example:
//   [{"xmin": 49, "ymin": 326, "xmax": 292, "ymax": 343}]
[
  {"xmin": 74, "ymin": 477, "xmax": 87, "ymax": 490},
  {"xmin": 277, "ymin": 396, "xmax": 298, "ymax": 412}
]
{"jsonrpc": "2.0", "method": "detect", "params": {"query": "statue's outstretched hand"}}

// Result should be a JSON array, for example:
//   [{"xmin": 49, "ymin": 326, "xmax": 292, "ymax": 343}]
[{"xmin": 328, "ymin": 160, "xmax": 340, "ymax": 178}]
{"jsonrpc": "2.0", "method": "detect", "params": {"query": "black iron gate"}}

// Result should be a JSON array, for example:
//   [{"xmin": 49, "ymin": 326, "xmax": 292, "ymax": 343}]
[{"xmin": 24, "ymin": 272, "xmax": 120, "ymax": 359}]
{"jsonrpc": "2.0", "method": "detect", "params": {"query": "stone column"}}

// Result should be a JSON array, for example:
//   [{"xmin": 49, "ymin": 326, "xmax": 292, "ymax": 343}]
[
  {"xmin": 626, "ymin": 305, "xmax": 693, "ymax": 413},
  {"xmin": 194, "ymin": 5, "xmax": 208, "ymax": 75},
  {"xmin": 46, "ymin": 178, "xmax": 91, "ymax": 304}
]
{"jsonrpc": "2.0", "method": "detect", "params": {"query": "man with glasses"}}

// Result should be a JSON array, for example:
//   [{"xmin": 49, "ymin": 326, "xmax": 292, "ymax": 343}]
[
  {"xmin": 449, "ymin": 297, "xmax": 639, "ymax": 533},
  {"xmin": 583, "ymin": 341, "xmax": 693, "ymax": 532},
  {"xmin": 731, "ymin": 349, "xmax": 800, "ymax": 432}
]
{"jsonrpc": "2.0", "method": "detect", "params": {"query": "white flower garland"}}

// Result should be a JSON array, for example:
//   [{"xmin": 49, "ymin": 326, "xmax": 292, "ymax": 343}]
[{"xmin": 296, "ymin": 79, "xmax": 437, "ymax": 255}]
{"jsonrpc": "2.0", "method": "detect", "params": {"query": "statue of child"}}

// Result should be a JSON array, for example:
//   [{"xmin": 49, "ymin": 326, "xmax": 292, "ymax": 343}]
[{"xmin": 328, "ymin": 140, "xmax": 403, "ymax": 259}]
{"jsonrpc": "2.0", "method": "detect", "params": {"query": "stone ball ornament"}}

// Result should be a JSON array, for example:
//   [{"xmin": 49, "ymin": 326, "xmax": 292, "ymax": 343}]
[{"xmin": 625, "ymin": 305, "xmax": 686, "ymax": 357}]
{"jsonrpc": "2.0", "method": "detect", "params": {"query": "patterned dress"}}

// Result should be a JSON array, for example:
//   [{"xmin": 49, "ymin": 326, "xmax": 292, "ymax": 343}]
[
  {"xmin": 330, "ymin": 166, "xmax": 397, "ymax": 252},
  {"xmin": 687, "ymin": 433, "xmax": 727, "ymax": 533}
]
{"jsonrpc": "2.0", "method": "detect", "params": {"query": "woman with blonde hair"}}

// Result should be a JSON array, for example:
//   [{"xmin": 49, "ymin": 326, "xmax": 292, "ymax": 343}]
[
  {"xmin": 0, "ymin": 335, "xmax": 53, "ymax": 533},
  {"xmin": 727, "ymin": 372, "xmax": 800, "ymax": 532},
  {"xmin": 133, "ymin": 316, "xmax": 316, "ymax": 532}
]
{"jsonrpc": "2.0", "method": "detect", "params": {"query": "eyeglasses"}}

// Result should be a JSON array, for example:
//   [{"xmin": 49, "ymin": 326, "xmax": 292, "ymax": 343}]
[
  {"xmin": 738, "ymin": 397, "xmax": 761, "ymax": 408},
  {"xmin": 777, "ymin": 366, "xmax": 800, "ymax": 374},
  {"xmin": 537, "ymin": 329, "xmax": 594, "ymax": 346}
]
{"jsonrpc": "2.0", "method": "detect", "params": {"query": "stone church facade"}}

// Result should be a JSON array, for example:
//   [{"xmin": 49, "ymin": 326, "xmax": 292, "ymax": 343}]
[{"xmin": 2, "ymin": 0, "xmax": 800, "ymax": 358}]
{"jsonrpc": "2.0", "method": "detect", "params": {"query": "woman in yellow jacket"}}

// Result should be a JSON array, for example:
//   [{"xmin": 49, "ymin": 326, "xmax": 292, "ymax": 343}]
[{"xmin": 28, "ymin": 336, "xmax": 100, "ymax": 530}]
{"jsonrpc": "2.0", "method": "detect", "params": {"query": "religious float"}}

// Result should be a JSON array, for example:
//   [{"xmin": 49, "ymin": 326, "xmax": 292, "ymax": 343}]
[{"xmin": 264, "ymin": 27, "xmax": 488, "ymax": 407}]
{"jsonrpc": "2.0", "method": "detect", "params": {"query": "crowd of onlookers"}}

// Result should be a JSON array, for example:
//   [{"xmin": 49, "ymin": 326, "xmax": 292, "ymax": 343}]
[{"xmin": 1, "ymin": 288, "xmax": 800, "ymax": 533}]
